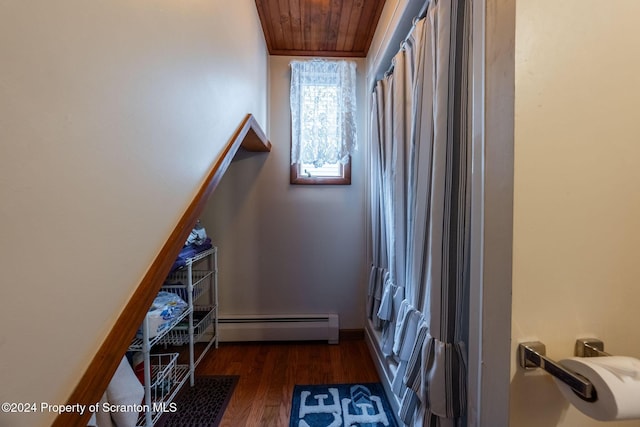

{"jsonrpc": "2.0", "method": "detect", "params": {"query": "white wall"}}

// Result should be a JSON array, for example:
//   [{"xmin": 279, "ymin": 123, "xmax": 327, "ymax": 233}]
[
  {"xmin": 511, "ymin": 1, "xmax": 640, "ymax": 426},
  {"xmin": 0, "ymin": 1, "xmax": 267, "ymax": 425},
  {"xmin": 201, "ymin": 55, "xmax": 367, "ymax": 330}
]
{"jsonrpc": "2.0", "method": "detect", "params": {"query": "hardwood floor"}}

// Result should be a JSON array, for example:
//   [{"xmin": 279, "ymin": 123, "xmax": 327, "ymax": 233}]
[{"xmin": 194, "ymin": 339, "xmax": 380, "ymax": 426}]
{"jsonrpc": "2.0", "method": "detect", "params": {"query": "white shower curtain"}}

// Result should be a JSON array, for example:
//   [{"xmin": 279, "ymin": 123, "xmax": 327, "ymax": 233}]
[{"xmin": 367, "ymin": 0, "xmax": 471, "ymax": 425}]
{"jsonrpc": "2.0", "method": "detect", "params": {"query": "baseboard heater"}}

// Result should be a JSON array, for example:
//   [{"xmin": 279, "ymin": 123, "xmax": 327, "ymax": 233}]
[{"xmin": 218, "ymin": 314, "xmax": 339, "ymax": 344}]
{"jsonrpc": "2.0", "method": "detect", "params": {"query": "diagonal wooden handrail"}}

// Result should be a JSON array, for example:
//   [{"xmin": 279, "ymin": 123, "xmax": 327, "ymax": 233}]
[{"xmin": 53, "ymin": 113, "xmax": 270, "ymax": 427}]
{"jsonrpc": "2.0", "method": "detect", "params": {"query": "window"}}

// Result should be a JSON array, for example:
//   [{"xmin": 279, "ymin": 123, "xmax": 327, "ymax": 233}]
[{"xmin": 289, "ymin": 59, "xmax": 357, "ymax": 185}]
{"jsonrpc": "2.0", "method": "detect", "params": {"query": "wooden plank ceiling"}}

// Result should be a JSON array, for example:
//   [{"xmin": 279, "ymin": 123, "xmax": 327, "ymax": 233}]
[{"xmin": 255, "ymin": 0, "xmax": 386, "ymax": 57}]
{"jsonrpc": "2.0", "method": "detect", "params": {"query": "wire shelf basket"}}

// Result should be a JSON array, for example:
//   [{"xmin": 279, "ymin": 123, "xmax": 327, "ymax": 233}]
[
  {"xmin": 162, "ymin": 270, "xmax": 213, "ymax": 302},
  {"xmin": 129, "ymin": 307, "xmax": 193, "ymax": 351},
  {"xmin": 135, "ymin": 353, "xmax": 189, "ymax": 426},
  {"xmin": 157, "ymin": 306, "xmax": 217, "ymax": 346}
]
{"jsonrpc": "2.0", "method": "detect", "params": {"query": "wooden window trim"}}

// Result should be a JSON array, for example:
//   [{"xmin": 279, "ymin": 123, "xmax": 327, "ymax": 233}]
[{"xmin": 290, "ymin": 158, "xmax": 351, "ymax": 185}]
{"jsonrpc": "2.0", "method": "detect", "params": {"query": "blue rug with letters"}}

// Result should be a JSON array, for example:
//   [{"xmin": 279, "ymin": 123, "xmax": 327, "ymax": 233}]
[{"xmin": 290, "ymin": 383, "xmax": 398, "ymax": 427}]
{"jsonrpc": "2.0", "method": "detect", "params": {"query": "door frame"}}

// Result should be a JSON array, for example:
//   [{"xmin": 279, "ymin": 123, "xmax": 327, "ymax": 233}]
[{"xmin": 467, "ymin": 0, "xmax": 515, "ymax": 425}]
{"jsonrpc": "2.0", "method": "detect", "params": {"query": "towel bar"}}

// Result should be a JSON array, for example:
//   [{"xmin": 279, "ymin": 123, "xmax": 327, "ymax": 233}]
[
  {"xmin": 518, "ymin": 341, "xmax": 597, "ymax": 402},
  {"xmin": 575, "ymin": 338, "xmax": 611, "ymax": 357}
]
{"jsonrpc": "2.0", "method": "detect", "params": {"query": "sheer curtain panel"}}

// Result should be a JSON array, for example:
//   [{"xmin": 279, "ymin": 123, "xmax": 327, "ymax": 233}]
[{"xmin": 290, "ymin": 59, "xmax": 357, "ymax": 167}]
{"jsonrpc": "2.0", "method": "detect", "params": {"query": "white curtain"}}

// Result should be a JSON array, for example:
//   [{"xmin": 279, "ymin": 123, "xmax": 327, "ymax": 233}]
[
  {"xmin": 367, "ymin": 0, "xmax": 471, "ymax": 425},
  {"xmin": 290, "ymin": 59, "xmax": 357, "ymax": 166}
]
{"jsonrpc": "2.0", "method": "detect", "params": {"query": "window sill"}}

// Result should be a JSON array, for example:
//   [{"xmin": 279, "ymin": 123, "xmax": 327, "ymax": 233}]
[{"xmin": 290, "ymin": 161, "xmax": 351, "ymax": 185}]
